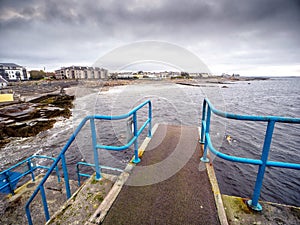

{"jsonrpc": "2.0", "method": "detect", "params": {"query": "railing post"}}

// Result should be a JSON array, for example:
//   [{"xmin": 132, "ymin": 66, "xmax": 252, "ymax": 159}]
[
  {"xmin": 40, "ymin": 185, "xmax": 50, "ymax": 221},
  {"xmin": 201, "ymin": 104, "xmax": 211, "ymax": 163},
  {"xmin": 26, "ymin": 208, "xmax": 33, "ymax": 225},
  {"xmin": 27, "ymin": 159, "xmax": 35, "ymax": 181},
  {"xmin": 90, "ymin": 118, "xmax": 101, "ymax": 180},
  {"xmin": 55, "ymin": 165, "xmax": 61, "ymax": 183},
  {"xmin": 76, "ymin": 164, "xmax": 81, "ymax": 186},
  {"xmin": 148, "ymin": 101, "xmax": 152, "ymax": 138},
  {"xmin": 61, "ymin": 155, "xmax": 71, "ymax": 199},
  {"xmin": 200, "ymin": 99, "xmax": 207, "ymax": 144},
  {"xmin": 132, "ymin": 112, "xmax": 141, "ymax": 163},
  {"xmin": 4, "ymin": 172, "xmax": 14, "ymax": 195},
  {"xmin": 247, "ymin": 120, "xmax": 275, "ymax": 211}
]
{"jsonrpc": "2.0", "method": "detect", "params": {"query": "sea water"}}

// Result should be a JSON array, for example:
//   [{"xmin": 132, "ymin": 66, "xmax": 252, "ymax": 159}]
[{"xmin": 1, "ymin": 78, "xmax": 299, "ymax": 206}]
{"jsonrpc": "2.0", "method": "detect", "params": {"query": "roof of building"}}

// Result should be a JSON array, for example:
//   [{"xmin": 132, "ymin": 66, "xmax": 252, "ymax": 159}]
[
  {"xmin": 0, "ymin": 63, "xmax": 23, "ymax": 68},
  {"xmin": 57, "ymin": 66, "xmax": 106, "ymax": 71}
]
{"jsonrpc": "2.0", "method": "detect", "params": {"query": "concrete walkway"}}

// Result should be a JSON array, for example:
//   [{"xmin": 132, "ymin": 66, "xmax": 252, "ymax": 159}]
[{"xmin": 102, "ymin": 124, "xmax": 220, "ymax": 225}]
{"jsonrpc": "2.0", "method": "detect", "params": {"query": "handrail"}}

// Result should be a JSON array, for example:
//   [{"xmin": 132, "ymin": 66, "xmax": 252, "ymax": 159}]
[
  {"xmin": 76, "ymin": 162, "xmax": 123, "ymax": 186},
  {"xmin": 200, "ymin": 98, "xmax": 300, "ymax": 211},
  {"xmin": 203, "ymin": 98, "xmax": 300, "ymax": 123},
  {"xmin": 0, "ymin": 155, "xmax": 59, "ymax": 195},
  {"xmin": 25, "ymin": 100, "xmax": 152, "ymax": 225}
]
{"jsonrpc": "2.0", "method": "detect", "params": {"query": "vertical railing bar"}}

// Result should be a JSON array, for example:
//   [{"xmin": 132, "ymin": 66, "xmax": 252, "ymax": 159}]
[
  {"xmin": 201, "ymin": 104, "xmax": 211, "ymax": 162},
  {"xmin": 40, "ymin": 185, "xmax": 50, "ymax": 221},
  {"xmin": 27, "ymin": 159, "xmax": 35, "ymax": 181},
  {"xmin": 148, "ymin": 101, "xmax": 152, "ymax": 137},
  {"xmin": 200, "ymin": 99, "xmax": 207, "ymax": 144},
  {"xmin": 132, "ymin": 112, "xmax": 141, "ymax": 163},
  {"xmin": 76, "ymin": 164, "xmax": 81, "ymax": 186},
  {"xmin": 61, "ymin": 155, "xmax": 71, "ymax": 199},
  {"xmin": 54, "ymin": 164, "xmax": 61, "ymax": 183},
  {"xmin": 247, "ymin": 120, "xmax": 276, "ymax": 211},
  {"xmin": 4, "ymin": 172, "xmax": 14, "ymax": 195},
  {"xmin": 26, "ymin": 208, "xmax": 33, "ymax": 225},
  {"xmin": 90, "ymin": 117, "xmax": 101, "ymax": 180}
]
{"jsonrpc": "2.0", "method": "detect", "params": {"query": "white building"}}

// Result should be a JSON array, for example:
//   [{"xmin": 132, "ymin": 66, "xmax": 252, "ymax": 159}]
[
  {"xmin": 0, "ymin": 63, "xmax": 30, "ymax": 81},
  {"xmin": 55, "ymin": 66, "xmax": 108, "ymax": 80}
]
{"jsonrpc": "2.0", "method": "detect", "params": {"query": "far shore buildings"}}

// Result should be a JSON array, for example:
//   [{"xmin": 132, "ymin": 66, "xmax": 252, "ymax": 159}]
[
  {"xmin": 0, "ymin": 63, "xmax": 30, "ymax": 81},
  {"xmin": 221, "ymin": 73, "xmax": 240, "ymax": 78},
  {"xmin": 55, "ymin": 66, "xmax": 108, "ymax": 80},
  {"xmin": 114, "ymin": 71, "xmax": 210, "ymax": 79}
]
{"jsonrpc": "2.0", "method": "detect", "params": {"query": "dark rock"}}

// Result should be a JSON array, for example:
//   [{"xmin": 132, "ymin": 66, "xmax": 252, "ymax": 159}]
[
  {"xmin": 29, "ymin": 94, "xmax": 74, "ymax": 109},
  {"xmin": 40, "ymin": 107, "xmax": 65, "ymax": 118},
  {"xmin": 4, "ymin": 120, "xmax": 56, "ymax": 137},
  {"xmin": 0, "ymin": 93, "xmax": 74, "ymax": 146}
]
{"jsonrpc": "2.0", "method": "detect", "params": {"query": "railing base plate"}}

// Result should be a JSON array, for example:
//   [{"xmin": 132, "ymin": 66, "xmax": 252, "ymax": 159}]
[
  {"xmin": 200, "ymin": 157, "xmax": 210, "ymax": 163},
  {"xmin": 132, "ymin": 158, "xmax": 141, "ymax": 164},
  {"xmin": 246, "ymin": 200, "xmax": 263, "ymax": 212}
]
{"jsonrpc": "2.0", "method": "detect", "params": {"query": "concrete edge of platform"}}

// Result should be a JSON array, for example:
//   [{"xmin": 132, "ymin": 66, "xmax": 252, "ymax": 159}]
[
  {"xmin": 199, "ymin": 128, "xmax": 229, "ymax": 225},
  {"xmin": 221, "ymin": 194, "xmax": 300, "ymax": 224},
  {"xmin": 205, "ymin": 161, "xmax": 229, "ymax": 225},
  {"xmin": 87, "ymin": 123, "xmax": 159, "ymax": 225}
]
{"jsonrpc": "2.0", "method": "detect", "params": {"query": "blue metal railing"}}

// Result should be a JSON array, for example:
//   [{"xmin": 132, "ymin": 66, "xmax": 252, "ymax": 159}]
[
  {"xmin": 76, "ymin": 161, "xmax": 123, "ymax": 186},
  {"xmin": 25, "ymin": 100, "xmax": 152, "ymax": 225},
  {"xmin": 0, "ymin": 155, "xmax": 59, "ymax": 195},
  {"xmin": 200, "ymin": 98, "xmax": 300, "ymax": 211}
]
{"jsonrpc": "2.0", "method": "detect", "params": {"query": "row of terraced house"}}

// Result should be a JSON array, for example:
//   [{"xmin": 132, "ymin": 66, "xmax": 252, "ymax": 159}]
[{"xmin": 55, "ymin": 66, "xmax": 108, "ymax": 80}]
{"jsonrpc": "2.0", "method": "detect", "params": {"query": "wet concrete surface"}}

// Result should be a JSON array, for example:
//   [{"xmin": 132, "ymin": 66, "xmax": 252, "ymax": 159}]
[
  {"xmin": 222, "ymin": 195, "xmax": 300, "ymax": 225},
  {"xmin": 0, "ymin": 174, "xmax": 78, "ymax": 225},
  {"xmin": 47, "ymin": 174, "xmax": 115, "ymax": 225},
  {"xmin": 102, "ymin": 124, "xmax": 220, "ymax": 225}
]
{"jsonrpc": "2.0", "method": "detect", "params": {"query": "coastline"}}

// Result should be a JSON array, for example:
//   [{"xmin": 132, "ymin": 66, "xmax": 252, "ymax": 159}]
[
  {"xmin": 0, "ymin": 77, "xmax": 299, "ymax": 210},
  {"xmin": 0, "ymin": 76, "xmax": 270, "ymax": 151}
]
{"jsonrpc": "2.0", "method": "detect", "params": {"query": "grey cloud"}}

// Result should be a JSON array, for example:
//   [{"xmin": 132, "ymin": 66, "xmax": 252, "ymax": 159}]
[
  {"xmin": 0, "ymin": 0, "xmax": 299, "ymax": 74},
  {"xmin": 2, "ymin": 0, "xmax": 299, "ymax": 37}
]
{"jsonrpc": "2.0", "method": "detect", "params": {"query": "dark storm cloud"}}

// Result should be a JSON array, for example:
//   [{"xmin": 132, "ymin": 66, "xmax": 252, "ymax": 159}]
[
  {"xmin": 2, "ymin": 0, "xmax": 299, "ymax": 37},
  {"xmin": 0, "ymin": 0, "xmax": 299, "ymax": 74}
]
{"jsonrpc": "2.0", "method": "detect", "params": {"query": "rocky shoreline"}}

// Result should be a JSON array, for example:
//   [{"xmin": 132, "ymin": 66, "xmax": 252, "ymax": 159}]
[
  {"xmin": 0, "ymin": 80, "xmax": 79, "ymax": 148},
  {"xmin": 0, "ymin": 79, "xmax": 135, "ymax": 149},
  {"xmin": 0, "ymin": 76, "xmax": 266, "ymax": 149},
  {"xmin": 0, "ymin": 94, "xmax": 74, "ymax": 148}
]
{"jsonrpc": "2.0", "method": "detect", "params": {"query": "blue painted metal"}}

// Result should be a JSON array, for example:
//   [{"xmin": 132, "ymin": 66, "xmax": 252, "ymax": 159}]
[
  {"xmin": 132, "ymin": 112, "xmax": 141, "ymax": 163},
  {"xmin": 61, "ymin": 155, "xmax": 71, "ymax": 199},
  {"xmin": 25, "ymin": 100, "xmax": 152, "ymax": 225},
  {"xmin": 90, "ymin": 117, "xmax": 101, "ymax": 180},
  {"xmin": 203, "ymin": 98, "xmax": 300, "ymax": 123},
  {"xmin": 0, "ymin": 155, "xmax": 58, "ymax": 195},
  {"xmin": 200, "ymin": 99, "xmax": 207, "ymax": 144},
  {"xmin": 148, "ymin": 101, "xmax": 152, "ymax": 138},
  {"xmin": 248, "ymin": 120, "xmax": 275, "ymax": 211},
  {"xmin": 40, "ymin": 185, "xmax": 50, "ymax": 221},
  {"xmin": 27, "ymin": 160, "xmax": 35, "ymax": 181},
  {"xmin": 200, "ymin": 98, "xmax": 300, "ymax": 211},
  {"xmin": 1, "ymin": 172, "xmax": 19, "ymax": 194},
  {"xmin": 201, "ymin": 103, "xmax": 210, "ymax": 163},
  {"xmin": 76, "ymin": 161, "xmax": 123, "ymax": 186}
]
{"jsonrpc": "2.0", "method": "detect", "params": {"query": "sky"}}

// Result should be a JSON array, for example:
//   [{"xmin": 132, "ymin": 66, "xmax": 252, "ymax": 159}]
[{"xmin": 0, "ymin": 0, "xmax": 300, "ymax": 76}]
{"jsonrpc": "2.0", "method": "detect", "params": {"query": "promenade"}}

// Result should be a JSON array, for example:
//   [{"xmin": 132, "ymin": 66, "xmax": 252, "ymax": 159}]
[{"xmin": 101, "ymin": 124, "xmax": 221, "ymax": 225}]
